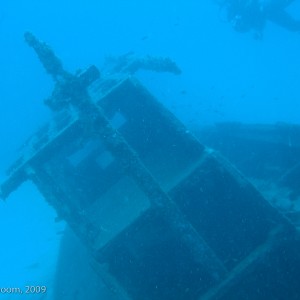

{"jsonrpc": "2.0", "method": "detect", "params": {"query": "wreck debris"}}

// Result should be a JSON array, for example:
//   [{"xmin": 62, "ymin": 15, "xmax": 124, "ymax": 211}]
[
  {"xmin": 25, "ymin": 32, "xmax": 100, "ymax": 112},
  {"xmin": 105, "ymin": 52, "xmax": 182, "ymax": 75},
  {"xmin": 24, "ymin": 31, "xmax": 70, "ymax": 81}
]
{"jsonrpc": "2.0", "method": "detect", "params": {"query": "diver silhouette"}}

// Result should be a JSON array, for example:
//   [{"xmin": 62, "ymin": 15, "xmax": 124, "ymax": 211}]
[{"xmin": 217, "ymin": 0, "xmax": 300, "ymax": 37}]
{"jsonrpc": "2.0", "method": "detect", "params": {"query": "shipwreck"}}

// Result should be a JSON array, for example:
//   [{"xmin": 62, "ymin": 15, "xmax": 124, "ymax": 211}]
[{"xmin": 1, "ymin": 33, "xmax": 300, "ymax": 300}]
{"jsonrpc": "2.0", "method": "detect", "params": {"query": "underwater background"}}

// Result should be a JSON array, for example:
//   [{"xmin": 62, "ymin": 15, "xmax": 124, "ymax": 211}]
[{"xmin": 0, "ymin": 0, "xmax": 300, "ymax": 299}]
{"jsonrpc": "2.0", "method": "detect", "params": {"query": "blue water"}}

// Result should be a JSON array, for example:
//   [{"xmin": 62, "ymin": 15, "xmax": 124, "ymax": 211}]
[{"xmin": 0, "ymin": 0, "xmax": 300, "ymax": 299}]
